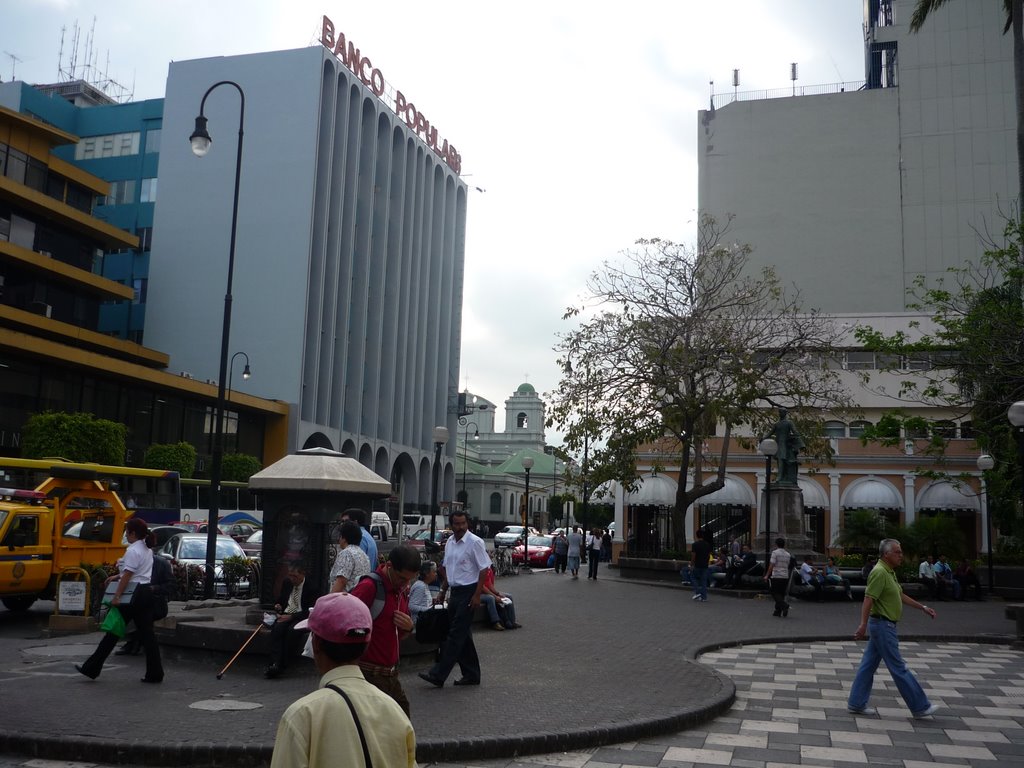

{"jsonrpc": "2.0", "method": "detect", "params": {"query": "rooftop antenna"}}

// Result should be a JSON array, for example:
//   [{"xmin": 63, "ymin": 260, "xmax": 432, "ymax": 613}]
[
  {"xmin": 709, "ymin": 79, "xmax": 715, "ymax": 112},
  {"xmin": 790, "ymin": 62, "xmax": 799, "ymax": 96},
  {"xmin": 2, "ymin": 52, "xmax": 21, "ymax": 81},
  {"xmin": 732, "ymin": 69, "xmax": 740, "ymax": 100}
]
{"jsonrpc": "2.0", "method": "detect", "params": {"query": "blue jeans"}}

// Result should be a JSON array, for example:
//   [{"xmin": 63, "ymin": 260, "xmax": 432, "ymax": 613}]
[
  {"xmin": 848, "ymin": 617, "xmax": 930, "ymax": 714},
  {"xmin": 480, "ymin": 594, "xmax": 517, "ymax": 626},
  {"xmin": 692, "ymin": 567, "xmax": 709, "ymax": 599}
]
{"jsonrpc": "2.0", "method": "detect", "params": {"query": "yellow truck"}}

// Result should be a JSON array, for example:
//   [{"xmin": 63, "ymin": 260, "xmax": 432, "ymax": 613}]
[{"xmin": 0, "ymin": 468, "xmax": 131, "ymax": 612}]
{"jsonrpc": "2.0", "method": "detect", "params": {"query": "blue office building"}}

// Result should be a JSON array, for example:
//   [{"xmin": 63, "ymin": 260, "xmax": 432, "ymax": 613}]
[{"xmin": 0, "ymin": 80, "xmax": 163, "ymax": 343}]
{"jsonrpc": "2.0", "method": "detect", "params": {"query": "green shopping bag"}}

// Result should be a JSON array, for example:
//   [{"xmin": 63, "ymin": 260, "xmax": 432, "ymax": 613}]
[{"xmin": 99, "ymin": 605, "xmax": 126, "ymax": 638}]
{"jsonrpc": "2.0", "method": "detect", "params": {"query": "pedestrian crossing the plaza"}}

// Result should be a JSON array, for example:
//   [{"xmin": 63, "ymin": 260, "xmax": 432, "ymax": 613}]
[{"xmin": 435, "ymin": 641, "xmax": 1024, "ymax": 767}]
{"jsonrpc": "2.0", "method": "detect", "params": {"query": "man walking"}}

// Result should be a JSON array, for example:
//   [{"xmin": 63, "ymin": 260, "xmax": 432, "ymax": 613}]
[
  {"xmin": 765, "ymin": 537, "xmax": 793, "ymax": 617},
  {"xmin": 690, "ymin": 529, "xmax": 712, "ymax": 602},
  {"xmin": 847, "ymin": 538, "xmax": 938, "ymax": 719},
  {"xmin": 567, "ymin": 526, "xmax": 583, "ymax": 579},
  {"xmin": 349, "ymin": 544, "xmax": 420, "ymax": 715},
  {"xmin": 418, "ymin": 510, "xmax": 491, "ymax": 687},
  {"xmin": 270, "ymin": 592, "xmax": 416, "ymax": 768}
]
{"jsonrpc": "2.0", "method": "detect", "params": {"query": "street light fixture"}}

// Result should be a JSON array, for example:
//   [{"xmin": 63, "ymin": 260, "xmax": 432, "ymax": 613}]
[
  {"xmin": 189, "ymin": 79, "xmax": 246, "ymax": 599},
  {"xmin": 977, "ymin": 453, "xmax": 995, "ymax": 594},
  {"xmin": 430, "ymin": 426, "xmax": 450, "ymax": 543},
  {"xmin": 458, "ymin": 416, "xmax": 480, "ymax": 509},
  {"xmin": 522, "ymin": 456, "xmax": 534, "ymax": 570},
  {"xmin": 1009, "ymin": 402, "xmax": 1024, "ymax": 518},
  {"xmin": 759, "ymin": 437, "xmax": 779, "ymax": 568},
  {"xmin": 228, "ymin": 351, "xmax": 251, "ymax": 398}
]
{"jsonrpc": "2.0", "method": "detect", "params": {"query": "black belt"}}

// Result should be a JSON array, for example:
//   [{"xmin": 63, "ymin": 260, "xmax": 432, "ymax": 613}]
[{"xmin": 869, "ymin": 614, "xmax": 896, "ymax": 622}]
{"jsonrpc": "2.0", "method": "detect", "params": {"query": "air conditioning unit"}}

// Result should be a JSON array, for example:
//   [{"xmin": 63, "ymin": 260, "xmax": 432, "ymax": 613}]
[{"xmin": 30, "ymin": 301, "xmax": 52, "ymax": 318}]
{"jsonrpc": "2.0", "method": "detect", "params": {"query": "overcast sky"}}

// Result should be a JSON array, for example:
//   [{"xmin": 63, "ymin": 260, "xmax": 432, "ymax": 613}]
[{"xmin": 8, "ymin": 0, "xmax": 866, "ymax": 436}]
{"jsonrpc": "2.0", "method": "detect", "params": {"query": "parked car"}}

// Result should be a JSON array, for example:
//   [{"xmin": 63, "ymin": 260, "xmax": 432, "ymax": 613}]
[
  {"xmin": 65, "ymin": 522, "xmax": 186, "ymax": 549},
  {"xmin": 494, "ymin": 525, "xmax": 538, "ymax": 549},
  {"xmin": 170, "ymin": 520, "xmax": 224, "ymax": 535},
  {"xmin": 407, "ymin": 528, "xmax": 451, "ymax": 553},
  {"xmin": 510, "ymin": 535, "xmax": 555, "ymax": 568},
  {"xmin": 240, "ymin": 529, "xmax": 263, "ymax": 559},
  {"xmin": 223, "ymin": 522, "xmax": 261, "ymax": 543},
  {"xmin": 157, "ymin": 533, "xmax": 251, "ymax": 598}
]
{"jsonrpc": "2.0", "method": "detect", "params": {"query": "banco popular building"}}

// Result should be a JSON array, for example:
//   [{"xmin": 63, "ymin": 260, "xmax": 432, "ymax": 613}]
[{"xmin": 145, "ymin": 44, "xmax": 467, "ymax": 509}]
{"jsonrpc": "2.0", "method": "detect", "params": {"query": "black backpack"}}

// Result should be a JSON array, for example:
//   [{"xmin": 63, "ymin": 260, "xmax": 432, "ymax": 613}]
[{"xmin": 151, "ymin": 554, "xmax": 175, "ymax": 601}]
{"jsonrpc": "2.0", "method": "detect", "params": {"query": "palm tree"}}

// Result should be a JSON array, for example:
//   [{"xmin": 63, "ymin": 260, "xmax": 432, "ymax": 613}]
[
  {"xmin": 833, "ymin": 509, "xmax": 889, "ymax": 554},
  {"xmin": 910, "ymin": 0, "xmax": 1024, "ymax": 213}
]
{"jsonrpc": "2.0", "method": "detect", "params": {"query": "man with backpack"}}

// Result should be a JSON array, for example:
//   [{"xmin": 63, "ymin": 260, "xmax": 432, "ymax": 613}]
[{"xmin": 349, "ymin": 544, "xmax": 421, "ymax": 716}]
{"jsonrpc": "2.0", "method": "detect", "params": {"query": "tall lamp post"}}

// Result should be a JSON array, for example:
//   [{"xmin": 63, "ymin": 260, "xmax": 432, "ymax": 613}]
[
  {"xmin": 189, "ymin": 80, "xmax": 246, "ymax": 599},
  {"xmin": 430, "ymin": 426, "xmax": 449, "ymax": 543},
  {"xmin": 228, "ymin": 351, "xmax": 251, "ymax": 397},
  {"xmin": 759, "ymin": 437, "xmax": 779, "ymax": 568},
  {"xmin": 522, "ymin": 456, "xmax": 534, "ymax": 569},
  {"xmin": 1009, "ymin": 401, "xmax": 1024, "ymax": 516},
  {"xmin": 458, "ymin": 417, "xmax": 479, "ymax": 508},
  {"xmin": 977, "ymin": 453, "xmax": 995, "ymax": 594}
]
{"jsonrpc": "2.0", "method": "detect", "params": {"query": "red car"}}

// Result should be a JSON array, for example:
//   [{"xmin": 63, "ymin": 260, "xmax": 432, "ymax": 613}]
[{"xmin": 511, "ymin": 535, "xmax": 555, "ymax": 568}]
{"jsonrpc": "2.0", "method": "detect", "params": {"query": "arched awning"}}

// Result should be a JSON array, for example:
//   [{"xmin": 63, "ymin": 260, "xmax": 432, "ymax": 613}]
[
  {"xmin": 797, "ymin": 477, "xmax": 829, "ymax": 508},
  {"xmin": 916, "ymin": 480, "xmax": 980, "ymax": 512},
  {"xmin": 842, "ymin": 477, "xmax": 902, "ymax": 510},
  {"xmin": 627, "ymin": 474, "xmax": 679, "ymax": 506},
  {"xmin": 697, "ymin": 475, "xmax": 754, "ymax": 507},
  {"xmin": 589, "ymin": 480, "xmax": 620, "ymax": 506}
]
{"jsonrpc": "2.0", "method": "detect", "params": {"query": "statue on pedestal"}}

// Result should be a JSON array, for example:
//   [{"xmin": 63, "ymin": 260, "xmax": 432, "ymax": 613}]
[{"xmin": 766, "ymin": 408, "xmax": 804, "ymax": 486}]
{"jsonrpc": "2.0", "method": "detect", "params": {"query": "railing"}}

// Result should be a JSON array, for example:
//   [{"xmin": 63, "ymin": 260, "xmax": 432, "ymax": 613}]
[{"xmin": 710, "ymin": 81, "xmax": 869, "ymax": 110}]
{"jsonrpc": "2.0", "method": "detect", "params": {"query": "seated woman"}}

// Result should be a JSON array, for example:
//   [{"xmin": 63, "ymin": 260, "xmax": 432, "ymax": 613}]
[
  {"xmin": 408, "ymin": 560, "xmax": 438, "ymax": 622},
  {"xmin": 480, "ymin": 565, "xmax": 519, "ymax": 630},
  {"xmin": 824, "ymin": 556, "xmax": 852, "ymax": 600}
]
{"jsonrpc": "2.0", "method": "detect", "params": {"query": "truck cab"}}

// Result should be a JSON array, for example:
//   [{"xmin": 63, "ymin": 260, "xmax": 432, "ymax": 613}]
[{"xmin": 0, "ymin": 470, "xmax": 131, "ymax": 612}]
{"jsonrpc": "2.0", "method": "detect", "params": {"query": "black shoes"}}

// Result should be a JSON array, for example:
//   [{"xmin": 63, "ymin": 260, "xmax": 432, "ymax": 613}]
[
  {"xmin": 453, "ymin": 678, "xmax": 480, "ymax": 686},
  {"xmin": 264, "ymin": 664, "xmax": 281, "ymax": 679},
  {"xmin": 115, "ymin": 643, "xmax": 141, "ymax": 656},
  {"xmin": 140, "ymin": 676, "xmax": 163, "ymax": 684},
  {"xmin": 418, "ymin": 671, "xmax": 444, "ymax": 688},
  {"xmin": 75, "ymin": 664, "xmax": 98, "ymax": 680}
]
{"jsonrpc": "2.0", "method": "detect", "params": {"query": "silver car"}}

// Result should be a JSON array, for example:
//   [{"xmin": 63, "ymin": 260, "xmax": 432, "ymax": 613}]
[
  {"xmin": 494, "ymin": 525, "xmax": 538, "ymax": 549},
  {"xmin": 157, "ymin": 533, "xmax": 250, "ymax": 598}
]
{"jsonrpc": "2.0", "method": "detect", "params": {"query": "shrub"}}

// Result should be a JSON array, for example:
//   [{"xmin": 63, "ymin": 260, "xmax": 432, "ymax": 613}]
[
  {"xmin": 22, "ymin": 412, "xmax": 126, "ymax": 465},
  {"xmin": 144, "ymin": 442, "xmax": 197, "ymax": 478},
  {"xmin": 221, "ymin": 453, "xmax": 261, "ymax": 482}
]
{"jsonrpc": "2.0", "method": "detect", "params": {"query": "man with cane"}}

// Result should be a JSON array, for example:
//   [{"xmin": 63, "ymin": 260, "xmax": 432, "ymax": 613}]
[{"xmin": 266, "ymin": 562, "xmax": 319, "ymax": 679}]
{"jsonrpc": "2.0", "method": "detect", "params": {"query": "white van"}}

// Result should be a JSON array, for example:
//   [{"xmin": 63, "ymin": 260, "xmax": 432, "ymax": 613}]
[
  {"xmin": 371, "ymin": 511, "xmax": 393, "ymax": 539},
  {"xmin": 401, "ymin": 513, "xmax": 445, "ymax": 539}
]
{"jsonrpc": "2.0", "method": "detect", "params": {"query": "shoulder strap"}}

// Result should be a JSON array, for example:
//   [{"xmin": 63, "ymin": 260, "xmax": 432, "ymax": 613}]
[
  {"xmin": 326, "ymin": 684, "xmax": 372, "ymax": 768},
  {"xmin": 357, "ymin": 572, "xmax": 386, "ymax": 620}
]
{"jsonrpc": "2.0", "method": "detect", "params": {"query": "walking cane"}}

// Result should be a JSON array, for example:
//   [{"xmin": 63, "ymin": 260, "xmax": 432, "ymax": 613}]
[{"xmin": 216, "ymin": 612, "xmax": 277, "ymax": 679}]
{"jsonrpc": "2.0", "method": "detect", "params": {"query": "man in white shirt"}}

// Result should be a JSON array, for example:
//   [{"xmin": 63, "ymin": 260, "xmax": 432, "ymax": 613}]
[
  {"xmin": 418, "ymin": 510, "xmax": 491, "ymax": 687},
  {"xmin": 918, "ymin": 555, "xmax": 939, "ymax": 599},
  {"xmin": 800, "ymin": 555, "xmax": 824, "ymax": 602}
]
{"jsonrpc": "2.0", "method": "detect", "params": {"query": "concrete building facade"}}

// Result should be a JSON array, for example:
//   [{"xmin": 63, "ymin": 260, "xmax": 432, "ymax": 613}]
[{"xmin": 145, "ymin": 45, "xmax": 467, "ymax": 510}]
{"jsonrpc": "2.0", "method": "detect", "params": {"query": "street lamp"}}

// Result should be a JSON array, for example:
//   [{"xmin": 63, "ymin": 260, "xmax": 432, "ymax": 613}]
[
  {"xmin": 458, "ymin": 416, "xmax": 480, "ymax": 508},
  {"xmin": 759, "ymin": 437, "xmax": 779, "ymax": 568},
  {"xmin": 189, "ymin": 80, "xmax": 246, "ymax": 598},
  {"xmin": 1009, "ymin": 402, "xmax": 1024, "ymax": 516},
  {"xmin": 228, "ymin": 351, "xmax": 251, "ymax": 397},
  {"xmin": 977, "ymin": 453, "xmax": 995, "ymax": 594},
  {"xmin": 430, "ymin": 426, "xmax": 449, "ymax": 543},
  {"xmin": 522, "ymin": 456, "xmax": 534, "ymax": 569}
]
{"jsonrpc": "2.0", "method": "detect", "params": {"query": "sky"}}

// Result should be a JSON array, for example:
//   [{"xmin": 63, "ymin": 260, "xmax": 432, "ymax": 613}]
[{"xmin": 6, "ymin": 0, "xmax": 866, "ymax": 437}]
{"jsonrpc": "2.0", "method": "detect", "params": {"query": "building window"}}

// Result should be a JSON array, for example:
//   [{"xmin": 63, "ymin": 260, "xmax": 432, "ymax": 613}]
[
  {"xmin": 145, "ymin": 129, "xmax": 161, "ymax": 154},
  {"xmin": 132, "ymin": 278, "xmax": 147, "ymax": 305},
  {"xmin": 136, "ymin": 227, "xmax": 153, "ymax": 251},
  {"xmin": 4, "ymin": 147, "xmax": 27, "ymax": 184},
  {"xmin": 932, "ymin": 420, "xmax": 956, "ymax": 439},
  {"xmin": 24, "ymin": 157, "xmax": 47, "ymax": 193},
  {"xmin": 97, "ymin": 180, "xmax": 136, "ymax": 206},
  {"xmin": 75, "ymin": 132, "xmax": 140, "ymax": 160},
  {"xmin": 848, "ymin": 420, "xmax": 872, "ymax": 438},
  {"xmin": 140, "ymin": 178, "xmax": 157, "ymax": 203},
  {"xmin": 516, "ymin": 412, "xmax": 528, "ymax": 429},
  {"xmin": 845, "ymin": 351, "xmax": 875, "ymax": 370},
  {"xmin": 490, "ymin": 492, "xmax": 501, "ymax": 517},
  {"xmin": 824, "ymin": 420, "xmax": 846, "ymax": 438}
]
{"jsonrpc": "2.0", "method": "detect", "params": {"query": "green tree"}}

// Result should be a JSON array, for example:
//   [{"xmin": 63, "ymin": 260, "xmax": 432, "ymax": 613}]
[
  {"xmin": 832, "ymin": 509, "xmax": 889, "ymax": 554},
  {"xmin": 550, "ymin": 215, "xmax": 855, "ymax": 552},
  {"xmin": 906, "ymin": 514, "xmax": 965, "ymax": 561},
  {"xmin": 910, "ymin": 0, "xmax": 1024, "ymax": 209},
  {"xmin": 221, "ymin": 453, "xmax": 261, "ymax": 482},
  {"xmin": 21, "ymin": 412, "xmax": 126, "ymax": 465},
  {"xmin": 855, "ymin": 218, "xmax": 1024, "ymax": 538},
  {"xmin": 143, "ymin": 442, "xmax": 197, "ymax": 478}
]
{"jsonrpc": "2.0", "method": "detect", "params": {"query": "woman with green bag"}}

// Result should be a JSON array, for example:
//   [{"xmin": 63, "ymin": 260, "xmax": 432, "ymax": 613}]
[{"xmin": 76, "ymin": 518, "xmax": 165, "ymax": 683}]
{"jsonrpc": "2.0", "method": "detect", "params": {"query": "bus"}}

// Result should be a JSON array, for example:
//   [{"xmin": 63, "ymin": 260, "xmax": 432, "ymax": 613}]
[
  {"xmin": 180, "ymin": 478, "xmax": 262, "ymax": 526},
  {"xmin": 0, "ymin": 458, "xmax": 262, "ymax": 528},
  {"xmin": 0, "ymin": 457, "xmax": 180, "ymax": 525}
]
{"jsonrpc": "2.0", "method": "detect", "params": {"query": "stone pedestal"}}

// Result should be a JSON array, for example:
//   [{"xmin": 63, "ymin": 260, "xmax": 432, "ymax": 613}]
[{"xmin": 758, "ymin": 485, "xmax": 815, "ymax": 556}]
